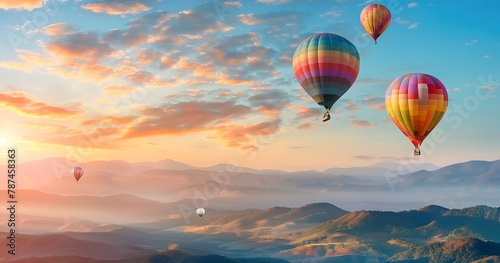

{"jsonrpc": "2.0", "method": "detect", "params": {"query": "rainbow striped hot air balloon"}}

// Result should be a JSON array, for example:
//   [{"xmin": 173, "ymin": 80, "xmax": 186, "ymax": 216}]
[
  {"xmin": 71, "ymin": 167, "xmax": 84, "ymax": 183},
  {"xmin": 292, "ymin": 33, "xmax": 360, "ymax": 122},
  {"xmin": 360, "ymin": 4, "xmax": 391, "ymax": 44},
  {"xmin": 385, "ymin": 73, "xmax": 448, "ymax": 155}
]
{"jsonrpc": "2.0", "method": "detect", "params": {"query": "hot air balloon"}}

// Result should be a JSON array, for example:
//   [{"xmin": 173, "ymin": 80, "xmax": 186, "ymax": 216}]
[
  {"xmin": 360, "ymin": 4, "xmax": 391, "ymax": 44},
  {"xmin": 292, "ymin": 33, "xmax": 360, "ymax": 122},
  {"xmin": 71, "ymin": 167, "xmax": 84, "ymax": 183},
  {"xmin": 385, "ymin": 73, "xmax": 448, "ymax": 155},
  {"xmin": 196, "ymin": 208, "xmax": 205, "ymax": 218}
]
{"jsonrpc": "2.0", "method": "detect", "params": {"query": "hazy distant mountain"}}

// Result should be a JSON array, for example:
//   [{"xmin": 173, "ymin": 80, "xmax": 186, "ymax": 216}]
[
  {"xmin": 369, "ymin": 162, "xmax": 440, "ymax": 172},
  {"xmin": 394, "ymin": 160, "xmax": 500, "ymax": 187},
  {"xmin": 387, "ymin": 237, "xmax": 500, "ymax": 263},
  {"xmin": 135, "ymin": 159, "xmax": 196, "ymax": 170}
]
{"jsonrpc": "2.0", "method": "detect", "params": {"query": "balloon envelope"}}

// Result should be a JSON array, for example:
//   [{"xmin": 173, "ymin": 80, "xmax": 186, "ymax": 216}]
[
  {"xmin": 360, "ymin": 4, "xmax": 391, "ymax": 44},
  {"xmin": 71, "ymin": 167, "xmax": 84, "ymax": 182},
  {"xmin": 385, "ymin": 73, "xmax": 448, "ymax": 153},
  {"xmin": 292, "ymin": 33, "xmax": 360, "ymax": 113},
  {"xmin": 196, "ymin": 208, "xmax": 205, "ymax": 217}
]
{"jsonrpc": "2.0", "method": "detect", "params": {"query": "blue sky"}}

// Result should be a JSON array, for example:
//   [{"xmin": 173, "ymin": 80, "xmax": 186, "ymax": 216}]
[{"xmin": 0, "ymin": 0, "xmax": 498, "ymax": 171}]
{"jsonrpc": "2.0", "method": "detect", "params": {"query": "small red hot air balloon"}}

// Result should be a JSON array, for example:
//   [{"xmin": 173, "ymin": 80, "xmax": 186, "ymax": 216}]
[{"xmin": 71, "ymin": 167, "xmax": 84, "ymax": 183}]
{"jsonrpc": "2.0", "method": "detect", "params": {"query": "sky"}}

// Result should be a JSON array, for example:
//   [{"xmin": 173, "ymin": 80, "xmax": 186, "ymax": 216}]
[{"xmin": 0, "ymin": 0, "xmax": 498, "ymax": 171}]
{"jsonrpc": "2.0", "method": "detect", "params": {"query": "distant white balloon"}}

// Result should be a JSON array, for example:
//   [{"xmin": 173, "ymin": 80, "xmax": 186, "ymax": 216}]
[{"xmin": 196, "ymin": 208, "xmax": 205, "ymax": 218}]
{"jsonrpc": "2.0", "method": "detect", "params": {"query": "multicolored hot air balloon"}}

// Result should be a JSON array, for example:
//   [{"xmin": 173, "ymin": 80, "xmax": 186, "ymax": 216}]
[
  {"xmin": 71, "ymin": 167, "xmax": 84, "ymax": 183},
  {"xmin": 292, "ymin": 33, "xmax": 360, "ymax": 122},
  {"xmin": 385, "ymin": 73, "xmax": 448, "ymax": 155},
  {"xmin": 360, "ymin": 4, "xmax": 391, "ymax": 44}
]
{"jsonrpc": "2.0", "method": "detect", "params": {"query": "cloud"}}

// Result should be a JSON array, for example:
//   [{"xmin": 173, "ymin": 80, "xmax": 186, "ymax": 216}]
[
  {"xmin": 41, "ymin": 23, "xmax": 78, "ymax": 36},
  {"xmin": 344, "ymin": 103, "xmax": 361, "ymax": 111},
  {"xmin": 103, "ymin": 25, "xmax": 150, "ymax": 48},
  {"xmin": 207, "ymin": 89, "xmax": 247, "ymax": 101},
  {"xmin": 153, "ymin": 10, "xmax": 233, "ymax": 36},
  {"xmin": 408, "ymin": 2, "xmax": 418, "ymax": 8},
  {"xmin": 81, "ymin": 116, "xmax": 135, "ymax": 126},
  {"xmin": 0, "ymin": 91, "xmax": 83, "ymax": 119},
  {"xmin": 296, "ymin": 122, "xmax": 316, "ymax": 130},
  {"xmin": 81, "ymin": 0, "xmax": 159, "ymax": 15},
  {"xmin": 102, "ymin": 85, "xmax": 138, "ymax": 97},
  {"xmin": 125, "ymin": 70, "xmax": 179, "ymax": 87},
  {"xmin": 408, "ymin": 23, "xmax": 418, "ymax": 29},
  {"xmin": 395, "ymin": 17, "xmax": 410, "ymax": 25},
  {"xmin": 246, "ymin": 89, "xmax": 288, "ymax": 120},
  {"xmin": 45, "ymin": 32, "xmax": 117, "ymax": 63},
  {"xmin": 212, "ymin": 120, "xmax": 281, "ymax": 152},
  {"xmin": 289, "ymin": 105, "xmax": 323, "ymax": 119},
  {"xmin": 122, "ymin": 101, "xmax": 252, "ymax": 139},
  {"xmin": 237, "ymin": 12, "xmax": 304, "ymax": 26},
  {"xmin": 22, "ymin": 124, "xmax": 122, "ymax": 149},
  {"xmin": 172, "ymin": 57, "xmax": 218, "ymax": 80},
  {"xmin": 465, "ymin": 39, "xmax": 478, "ymax": 46},
  {"xmin": 363, "ymin": 97, "xmax": 386, "ymax": 110},
  {"xmin": 350, "ymin": 120, "xmax": 377, "ymax": 129},
  {"xmin": 0, "ymin": 0, "xmax": 43, "ymax": 11},
  {"xmin": 257, "ymin": 0, "xmax": 290, "ymax": 4},
  {"xmin": 199, "ymin": 32, "xmax": 277, "ymax": 67}
]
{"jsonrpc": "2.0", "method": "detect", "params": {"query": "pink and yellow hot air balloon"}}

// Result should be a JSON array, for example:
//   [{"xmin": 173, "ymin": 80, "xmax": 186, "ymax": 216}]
[
  {"xmin": 360, "ymin": 4, "xmax": 391, "ymax": 44},
  {"xmin": 385, "ymin": 73, "xmax": 448, "ymax": 155},
  {"xmin": 71, "ymin": 167, "xmax": 84, "ymax": 183},
  {"xmin": 292, "ymin": 33, "xmax": 360, "ymax": 122}
]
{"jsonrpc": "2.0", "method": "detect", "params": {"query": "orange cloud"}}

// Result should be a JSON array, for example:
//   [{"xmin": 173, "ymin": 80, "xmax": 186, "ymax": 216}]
[
  {"xmin": 363, "ymin": 97, "xmax": 386, "ymax": 111},
  {"xmin": 45, "ymin": 32, "xmax": 116, "ymax": 63},
  {"xmin": 81, "ymin": 1, "xmax": 151, "ymax": 15},
  {"xmin": 289, "ymin": 105, "xmax": 323, "ymax": 119},
  {"xmin": 125, "ymin": 71, "xmax": 179, "ymax": 87},
  {"xmin": 122, "ymin": 101, "xmax": 252, "ymax": 139},
  {"xmin": 81, "ymin": 116, "xmax": 135, "ymax": 126},
  {"xmin": 296, "ymin": 122, "xmax": 318, "ymax": 131},
  {"xmin": 41, "ymin": 23, "xmax": 77, "ymax": 36},
  {"xmin": 350, "ymin": 120, "xmax": 377, "ymax": 129},
  {"xmin": 102, "ymin": 84, "xmax": 138, "ymax": 97},
  {"xmin": 213, "ymin": 121, "xmax": 280, "ymax": 152},
  {"xmin": 217, "ymin": 73, "xmax": 258, "ymax": 87},
  {"xmin": 370, "ymin": 104, "xmax": 386, "ymax": 110},
  {"xmin": 173, "ymin": 57, "xmax": 218, "ymax": 79},
  {"xmin": 0, "ymin": 91, "xmax": 83, "ymax": 119},
  {"xmin": 49, "ymin": 61, "xmax": 116, "ymax": 83},
  {"xmin": 0, "ymin": 0, "xmax": 43, "ymax": 10},
  {"xmin": 344, "ymin": 103, "xmax": 361, "ymax": 110},
  {"xmin": 23, "ymin": 126, "xmax": 122, "ymax": 149}
]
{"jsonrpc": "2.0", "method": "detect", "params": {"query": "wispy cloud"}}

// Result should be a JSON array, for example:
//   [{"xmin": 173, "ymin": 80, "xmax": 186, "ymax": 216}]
[
  {"xmin": 363, "ymin": 97, "xmax": 386, "ymax": 111},
  {"xmin": 101, "ymin": 85, "xmax": 138, "ymax": 97},
  {"xmin": 408, "ymin": 23, "xmax": 418, "ymax": 29},
  {"xmin": 122, "ymin": 101, "xmax": 252, "ymax": 139},
  {"xmin": 46, "ymin": 32, "xmax": 117, "ymax": 64},
  {"xmin": 395, "ymin": 17, "xmax": 410, "ymax": 25},
  {"xmin": 408, "ymin": 2, "xmax": 418, "ymax": 8},
  {"xmin": 465, "ymin": 39, "xmax": 478, "ymax": 46},
  {"xmin": 41, "ymin": 23, "xmax": 78, "ymax": 36},
  {"xmin": 81, "ymin": 0, "xmax": 159, "ymax": 15},
  {"xmin": 350, "ymin": 120, "xmax": 377, "ymax": 129},
  {"xmin": 0, "ymin": 0, "xmax": 44, "ymax": 11},
  {"xmin": 237, "ymin": 12, "xmax": 304, "ymax": 26},
  {"xmin": 0, "ymin": 91, "xmax": 83, "ymax": 119},
  {"xmin": 257, "ymin": 0, "xmax": 290, "ymax": 4}
]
